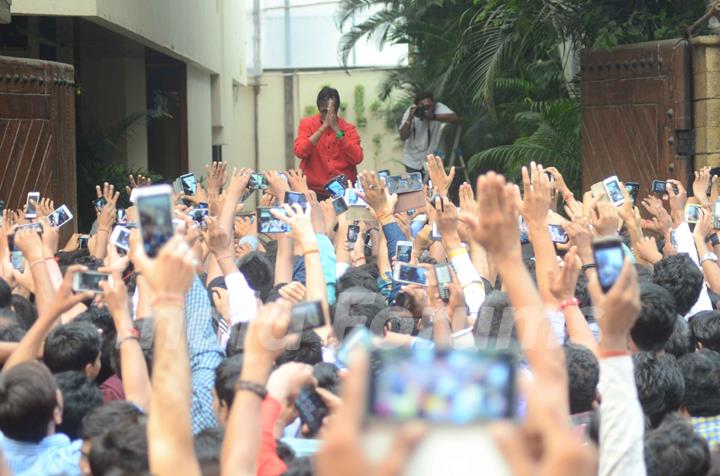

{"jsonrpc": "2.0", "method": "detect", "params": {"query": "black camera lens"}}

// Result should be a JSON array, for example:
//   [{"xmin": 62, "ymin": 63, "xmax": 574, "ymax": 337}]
[{"xmin": 414, "ymin": 106, "xmax": 426, "ymax": 118}]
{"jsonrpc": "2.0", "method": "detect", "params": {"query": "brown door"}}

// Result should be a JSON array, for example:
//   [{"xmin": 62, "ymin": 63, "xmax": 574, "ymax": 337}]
[
  {"xmin": 581, "ymin": 39, "xmax": 692, "ymax": 196},
  {"xmin": 0, "ymin": 56, "xmax": 77, "ymax": 241}
]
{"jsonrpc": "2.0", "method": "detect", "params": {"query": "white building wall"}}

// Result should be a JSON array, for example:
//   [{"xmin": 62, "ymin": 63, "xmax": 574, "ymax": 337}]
[{"xmin": 186, "ymin": 66, "xmax": 213, "ymax": 178}]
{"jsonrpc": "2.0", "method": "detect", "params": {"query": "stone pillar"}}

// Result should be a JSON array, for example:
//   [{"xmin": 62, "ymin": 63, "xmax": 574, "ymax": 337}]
[
  {"xmin": 0, "ymin": 0, "xmax": 10, "ymax": 24},
  {"xmin": 693, "ymin": 35, "xmax": 720, "ymax": 169}
]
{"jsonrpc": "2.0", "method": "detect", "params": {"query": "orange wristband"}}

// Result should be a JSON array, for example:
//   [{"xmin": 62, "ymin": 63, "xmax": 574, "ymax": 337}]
[
  {"xmin": 600, "ymin": 349, "xmax": 629, "ymax": 359},
  {"xmin": 152, "ymin": 294, "xmax": 185, "ymax": 308},
  {"xmin": 448, "ymin": 247, "xmax": 468, "ymax": 260},
  {"xmin": 28, "ymin": 259, "xmax": 44, "ymax": 269},
  {"xmin": 304, "ymin": 249, "xmax": 320, "ymax": 257},
  {"xmin": 375, "ymin": 211, "xmax": 392, "ymax": 221}
]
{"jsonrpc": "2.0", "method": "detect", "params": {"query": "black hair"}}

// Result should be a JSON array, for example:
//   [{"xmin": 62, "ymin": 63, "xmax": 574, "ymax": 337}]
[
  {"xmin": 10, "ymin": 294, "xmax": 37, "ymax": 330},
  {"xmin": 0, "ymin": 361, "xmax": 57, "ymax": 442},
  {"xmin": 194, "ymin": 427, "xmax": 224, "ymax": 466},
  {"xmin": 414, "ymin": 90, "xmax": 434, "ymax": 104},
  {"xmin": 385, "ymin": 307, "xmax": 420, "ymax": 336},
  {"xmin": 0, "ymin": 321, "xmax": 25, "ymax": 342},
  {"xmin": 332, "ymin": 287, "xmax": 387, "ymax": 338},
  {"xmin": 75, "ymin": 307, "xmax": 118, "ymax": 384},
  {"xmin": 317, "ymin": 87, "xmax": 340, "ymax": 108},
  {"xmin": 474, "ymin": 291, "xmax": 517, "ymax": 350},
  {"xmin": 313, "ymin": 362, "xmax": 341, "ymax": 395},
  {"xmin": 644, "ymin": 414, "xmax": 710, "ymax": 476},
  {"xmin": 282, "ymin": 456, "xmax": 313, "ymax": 476},
  {"xmin": 631, "ymin": 283, "xmax": 678, "ymax": 352},
  {"xmin": 689, "ymin": 310, "xmax": 720, "ymax": 352},
  {"xmin": 225, "ymin": 322, "xmax": 250, "ymax": 357},
  {"xmin": 89, "ymin": 420, "xmax": 149, "ymax": 476},
  {"xmin": 633, "ymin": 352, "xmax": 685, "ymax": 428},
  {"xmin": 336, "ymin": 268, "xmax": 378, "ymax": 295},
  {"xmin": 563, "ymin": 344, "xmax": 599, "ymax": 415},
  {"xmin": 0, "ymin": 278, "xmax": 11, "ymax": 309},
  {"xmin": 357, "ymin": 262, "xmax": 380, "ymax": 279},
  {"xmin": 275, "ymin": 330, "xmax": 323, "ymax": 366},
  {"xmin": 276, "ymin": 439, "xmax": 296, "ymax": 465},
  {"xmin": 80, "ymin": 400, "xmax": 145, "ymax": 441},
  {"xmin": 43, "ymin": 321, "xmax": 101, "ymax": 375},
  {"xmin": 664, "ymin": 316, "xmax": 694, "ymax": 359},
  {"xmin": 214, "ymin": 354, "xmax": 244, "ymax": 408},
  {"xmin": 653, "ymin": 254, "xmax": 704, "ymax": 316},
  {"xmin": 238, "ymin": 251, "xmax": 274, "ymax": 299},
  {"xmin": 54, "ymin": 371, "xmax": 103, "ymax": 440},
  {"xmin": 679, "ymin": 349, "xmax": 720, "ymax": 417}
]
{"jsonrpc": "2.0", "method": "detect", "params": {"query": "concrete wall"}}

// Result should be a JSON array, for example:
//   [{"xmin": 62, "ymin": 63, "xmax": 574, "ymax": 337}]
[
  {"xmin": 225, "ymin": 68, "xmax": 404, "ymax": 177},
  {"xmin": 187, "ymin": 65, "xmax": 214, "ymax": 177}
]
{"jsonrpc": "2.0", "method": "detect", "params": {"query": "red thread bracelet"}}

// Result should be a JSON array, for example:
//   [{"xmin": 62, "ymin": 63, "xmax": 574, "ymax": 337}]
[
  {"xmin": 559, "ymin": 297, "xmax": 579, "ymax": 311},
  {"xmin": 600, "ymin": 349, "xmax": 629, "ymax": 359},
  {"xmin": 152, "ymin": 294, "xmax": 185, "ymax": 308}
]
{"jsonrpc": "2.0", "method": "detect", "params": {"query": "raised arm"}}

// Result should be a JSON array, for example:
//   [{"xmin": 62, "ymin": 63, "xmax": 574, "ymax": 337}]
[{"xmin": 13, "ymin": 227, "xmax": 56, "ymax": 317}]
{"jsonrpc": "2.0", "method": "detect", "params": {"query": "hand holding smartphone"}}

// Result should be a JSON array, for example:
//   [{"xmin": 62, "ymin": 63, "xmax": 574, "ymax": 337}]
[
  {"xmin": 72, "ymin": 271, "xmax": 111, "ymax": 294},
  {"xmin": 136, "ymin": 184, "xmax": 175, "ymax": 258},
  {"xmin": 592, "ymin": 237, "xmax": 625, "ymax": 292},
  {"xmin": 25, "ymin": 192, "xmax": 40, "ymax": 218}
]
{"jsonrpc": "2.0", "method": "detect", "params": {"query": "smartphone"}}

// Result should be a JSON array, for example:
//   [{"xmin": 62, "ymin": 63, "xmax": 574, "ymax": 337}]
[
  {"xmin": 431, "ymin": 222, "xmax": 441, "ymax": 241},
  {"xmin": 179, "ymin": 173, "xmax": 197, "ymax": 195},
  {"xmin": 651, "ymin": 180, "xmax": 676, "ymax": 194},
  {"xmin": 592, "ymin": 237, "xmax": 625, "ymax": 292},
  {"xmin": 188, "ymin": 208, "xmax": 209, "ymax": 224},
  {"xmin": 332, "ymin": 197, "xmax": 348, "ymax": 215},
  {"xmin": 377, "ymin": 170, "xmax": 390, "ymax": 184},
  {"xmin": 590, "ymin": 182, "xmax": 608, "ymax": 202},
  {"xmin": 72, "ymin": 271, "xmax": 111, "ymax": 294},
  {"xmin": 396, "ymin": 241, "xmax": 413, "ymax": 263},
  {"xmin": 434, "ymin": 263, "xmax": 452, "ymax": 302},
  {"xmin": 625, "ymin": 182, "xmax": 640, "ymax": 204},
  {"xmin": 545, "ymin": 171, "xmax": 555, "ymax": 183},
  {"xmin": 347, "ymin": 224, "xmax": 360, "ymax": 244},
  {"xmin": 78, "ymin": 235, "xmax": 89, "ymax": 250},
  {"xmin": 248, "ymin": 173, "xmax": 268, "ymax": 191},
  {"xmin": 344, "ymin": 189, "xmax": 368, "ymax": 208},
  {"xmin": 294, "ymin": 386, "xmax": 329, "ymax": 437},
  {"xmin": 46, "ymin": 205, "xmax": 73, "ymax": 228},
  {"xmin": 289, "ymin": 300, "xmax": 325, "ymax": 334},
  {"xmin": 257, "ymin": 207, "xmax": 289, "ymax": 233},
  {"xmin": 116, "ymin": 208, "xmax": 128, "ymax": 225},
  {"xmin": 25, "ymin": 192, "xmax": 40, "ymax": 218},
  {"xmin": 393, "ymin": 263, "xmax": 428, "ymax": 286},
  {"xmin": 136, "ymin": 184, "xmax": 175, "ymax": 258},
  {"xmin": 386, "ymin": 173, "xmax": 423, "ymax": 194},
  {"xmin": 548, "ymin": 224, "xmax": 569, "ymax": 244},
  {"xmin": 285, "ymin": 191, "xmax": 308, "ymax": 211},
  {"xmin": 335, "ymin": 326, "xmax": 372, "ymax": 368},
  {"xmin": 10, "ymin": 251, "xmax": 23, "ymax": 271},
  {"xmin": 324, "ymin": 177, "xmax": 346, "ymax": 199},
  {"xmin": 686, "ymin": 204, "xmax": 703, "ymax": 224},
  {"xmin": 714, "ymin": 200, "xmax": 720, "ymax": 229},
  {"xmin": 710, "ymin": 233, "xmax": 720, "ymax": 247},
  {"xmin": 13, "ymin": 222, "xmax": 43, "ymax": 239},
  {"xmin": 410, "ymin": 215, "xmax": 427, "ymax": 238},
  {"xmin": 368, "ymin": 348, "xmax": 516, "ymax": 423},
  {"xmin": 93, "ymin": 196, "xmax": 107, "ymax": 212},
  {"xmin": 110, "ymin": 226, "xmax": 131, "ymax": 251},
  {"xmin": 602, "ymin": 176, "xmax": 624, "ymax": 206}
]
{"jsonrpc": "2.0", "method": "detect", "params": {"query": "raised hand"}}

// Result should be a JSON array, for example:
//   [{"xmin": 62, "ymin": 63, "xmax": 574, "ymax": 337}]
[
  {"xmin": 286, "ymin": 169, "xmax": 309, "ymax": 193},
  {"xmin": 358, "ymin": 171, "xmax": 393, "ymax": 217},
  {"xmin": 205, "ymin": 161, "xmax": 228, "ymax": 195},
  {"xmin": 633, "ymin": 235, "xmax": 662, "ymax": 266},
  {"xmin": 591, "ymin": 201, "xmax": 620, "ymax": 237},
  {"xmin": 426, "ymin": 154, "xmax": 455, "ymax": 195},
  {"xmin": 427, "ymin": 195, "xmax": 458, "ymax": 238},
  {"xmin": 693, "ymin": 166, "xmax": 715, "ymax": 205},
  {"xmin": 129, "ymin": 232, "xmax": 197, "ymax": 296},
  {"xmin": 95, "ymin": 182, "xmax": 120, "ymax": 232},
  {"xmin": 204, "ymin": 216, "xmax": 233, "ymax": 257},
  {"xmin": 666, "ymin": 179, "xmax": 687, "ymax": 227},
  {"xmin": 458, "ymin": 182, "xmax": 479, "ymax": 217},
  {"xmin": 126, "ymin": 174, "xmax": 152, "ymax": 196},
  {"xmin": 278, "ymin": 281, "xmax": 307, "ymax": 303},
  {"xmin": 548, "ymin": 246, "xmax": 581, "ymax": 301},
  {"xmin": 520, "ymin": 162, "xmax": 552, "ymax": 227},
  {"xmin": 225, "ymin": 167, "xmax": 252, "ymax": 201},
  {"xmin": 271, "ymin": 203, "xmax": 316, "ymax": 247},
  {"xmin": 37, "ymin": 198, "xmax": 54, "ymax": 220}
]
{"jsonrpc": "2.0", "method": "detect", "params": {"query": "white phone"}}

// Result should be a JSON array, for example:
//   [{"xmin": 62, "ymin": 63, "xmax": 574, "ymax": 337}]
[
  {"xmin": 135, "ymin": 184, "xmax": 174, "ymax": 258},
  {"xmin": 46, "ymin": 205, "xmax": 73, "ymax": 228},
  {"xmin": 110, "ymin": 226, "xmax": 131, "ymax": 251},
  {"xmin": 25, "ymin": 192, "xmax": 40, "ymax": 218},
  {"xmin": 72, "ymin": 271, "xmax": 112, "ymax": 294},
  {"xmin": 393, "ymin": 263, "xmax": 428, "ymax": 286},
  {"xmin": 602, "ymin": 176, "xmax": 625, "ymax": 207}
]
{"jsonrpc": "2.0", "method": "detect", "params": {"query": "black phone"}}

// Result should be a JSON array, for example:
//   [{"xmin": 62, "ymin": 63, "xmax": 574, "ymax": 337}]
[
  {"xmin": 248, "ymin": 173, "xmax": 268, "ymax": 191},
  {"xmin": 624, "ymin": 182, "xmax": 640, "ymax": 203},
  {"xmin": 324, "ymin": 176, "xmax": 346, "ymax": 199},
  {"xmin": 294, "ymin": 386, "xmax": 329, "ymax": 437},
  {"xmin": 289, "ymin": 300, "xmax": 325, "ymax": 333},
  {"xmin": 593, "ymin": 237, "xmax": 625, "ymax": 292},
  {"xmin": 435, "ymin": 263, "xmax": 452, "ymax": 302},
  {"xmin": 347, "ymin": 224, "xmax": 360, "ymax": 244},
  {"xmin": 94, "ymin": 196, "xmax": 107, "ymax": 212},
  {"xmin": 651, "ymin": 180, "xmax": 678, "ymax": 194},
  {"xmin": 285, "ymin": 191, "xmax": 308, "ymax": 211},
  {"xmin": 332, "ymin": 197, "xmax": 348, "ymax": 215},
  {"xmin": 78, "ymin": 235, "xmax": 89, "ymax": 250},
  {"xmin": 179, "ymin": 173, "xmax": 197, "ymax": 195},
  {"xmin": 257, "ymin": 207, "xmax": 289, "ymax": 234},
  {"xmin": 116, "ymin": 208, "xmax": 128, "ymax": 225}
]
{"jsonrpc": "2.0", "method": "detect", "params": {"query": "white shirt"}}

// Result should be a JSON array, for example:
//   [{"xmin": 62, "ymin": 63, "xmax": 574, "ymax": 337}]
[
  {"xmin": 673, "ymin": 222, "xmax": 713, "ymax": 316},
  {"xmin": 399, "ymin": 102, "xmax": 454, "ymax": 169}
]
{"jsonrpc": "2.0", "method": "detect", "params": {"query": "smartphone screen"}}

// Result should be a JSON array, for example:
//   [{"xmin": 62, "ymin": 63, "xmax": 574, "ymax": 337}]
[
  {"xmin": 652, "ymin": 180, "xmax": 667, "ymax": 193},
  {"xmin": 548, "ymin": 224, "xmax": 569, "ymax": 244},
  {"xmin": 10, "ymin": 251, "xmax": 24, "ymax": 271},
  {"xmin": 94, "ymin": 196, "xmax": 107, "ymax": 212},
  {"xmin": 137, "ymin": 186, "xmax": 174, "ymax": 258},
  {"xmin": 687, "ymin": 205, "xmax": 702, "ymax": 224},
  {"xmin": 347, "ymin": 224, "xmax": 360, "ymax": 243},
  {"xmin": 285, "ymin": 191, "xmax": 308, "ymax": 210},
  {"xmin": 603, "ymin": 177, "xmax": 624, "ymax": 205},
  {"xmin": 394, "ymin": 264, "xmax": 428, "ymax": 286},
  {"xmin": 369, "ymin": 348, "xmax": 516, "ymax": 423},
  {"xmin": 72, "ymin": 271, "xmax": 110, "ymax": 294},
  {"xmin": 189, "ymin": 208, "xmax": 209, "ymax": 223},
  {"xmin": 179, "ymin": 173, "xmax": 197, "ymax": 195},
  {"xmin": 289, "ymin": 300, "xmax": 325, "ymax": 333},
  {"xmin": 257, "ymin": 207, "xmax": 289, "ymax": 233},
  {"xmin": 25, "ymin": 192, "xmax": 40, "ymax": 218},
  {"xmin": 593, "ymin": 238, "xmax": 625, "ymax": 292},
  {"xmin": 47, "ymin": 205, "xmax": 73, "ymax": 228},
  {"xmin": 324, "ymin": 178, "xmax": 346, "ymax": 199},
  {"xmin": 116, "ymin": 208, "xmax": 128, "ymax": 225},
  {"xmin": 435, "ymin": 263, "xmax": 452, "ymax": 301},
  {"xmin": 332, "ymin": 197, "xmax": 348, "ymax": 215},
  {"xmin": 345, "ymin": 189, "xmax": 368, "ymax": 207},
  {"xmin": 249, "ymin": 173, "xmax": 268, "ymax": 190},
  {"xmin": 625, "ymin": 182, "xmax": 640, "ymax": 203},
  {"xmin": 111, "ymin": 226, "xmax": 131, "ymax": 251},
  {"xmin": 378, "ymin": 170, "xmax": 390, "ymax": 184},
  {"xmin": 396, "ymin": 242, "xmax": 413, "ymax": 263}
]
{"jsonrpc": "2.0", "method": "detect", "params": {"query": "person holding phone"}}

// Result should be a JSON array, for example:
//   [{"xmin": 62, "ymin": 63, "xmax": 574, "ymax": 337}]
[
  {"xmin": 398, "ymin": 91, "xmax": 458, "ymax": 178},
  {"xmin": 294, "ymin": 87, "xmax": 364, "ymax": 199}
]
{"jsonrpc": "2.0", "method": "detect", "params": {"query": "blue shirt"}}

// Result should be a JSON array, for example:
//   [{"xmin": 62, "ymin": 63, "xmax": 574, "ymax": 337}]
[
  {"xmin": 292, "ymin": 233, "xmax": 337, "ymax": 305},
  {"xmin": 186, "ymin": 276, "xmax": 225, "ymax": 434},
  {"xmin": 0, "ymin": 433, "xmax": 82, "ymax": 476}
]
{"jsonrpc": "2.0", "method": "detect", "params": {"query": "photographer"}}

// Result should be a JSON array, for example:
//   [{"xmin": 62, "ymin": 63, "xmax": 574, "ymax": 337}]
[{"xmin": 398, "ymin": 91, "xmax": 458, "ymax": 177}]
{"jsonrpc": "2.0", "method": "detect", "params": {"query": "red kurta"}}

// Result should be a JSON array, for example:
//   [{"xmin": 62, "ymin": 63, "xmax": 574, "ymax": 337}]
[{"xmin": 293, "ymin": 115, "xmax": 364, "ymax": 194}]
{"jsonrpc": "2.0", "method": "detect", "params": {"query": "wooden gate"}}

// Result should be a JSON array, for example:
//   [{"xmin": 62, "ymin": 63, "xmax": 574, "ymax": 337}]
[
  {"xmin": 581, "ymin": 39, "xmax": 692, "ymax": 195},
  {"xmin": 0, "ymin": 56, "xmax": 77, "ymax": 239}
]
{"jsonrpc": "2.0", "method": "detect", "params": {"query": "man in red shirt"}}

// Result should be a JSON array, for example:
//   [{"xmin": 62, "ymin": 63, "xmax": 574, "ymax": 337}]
[{"xmin": 294, "ymin": 87, "xmax": 364, "ymax": 197}]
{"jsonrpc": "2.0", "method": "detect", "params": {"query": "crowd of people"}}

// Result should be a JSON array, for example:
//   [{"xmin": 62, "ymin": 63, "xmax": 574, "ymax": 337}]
[{"xmin": 2, "ymin": 83, "xmax": 720, "ymax": 476}]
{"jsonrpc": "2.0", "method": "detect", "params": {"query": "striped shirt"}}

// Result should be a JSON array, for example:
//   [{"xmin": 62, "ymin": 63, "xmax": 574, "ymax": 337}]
[{"xmin": 0, "ymin": 433, "xmax": 82, "ymax": 476}]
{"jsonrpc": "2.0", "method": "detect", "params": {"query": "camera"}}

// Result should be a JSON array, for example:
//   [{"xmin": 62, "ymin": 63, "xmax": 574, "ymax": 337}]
[{"xmin": 414, "ymin": 105, "xmax": 430, "ymax": 118}]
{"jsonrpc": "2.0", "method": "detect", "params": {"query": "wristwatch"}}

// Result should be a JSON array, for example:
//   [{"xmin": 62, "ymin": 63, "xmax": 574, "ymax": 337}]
[
  {"xmin": 336, "ymin": 130, "xmax": 346, "ymax": 139},
  {"xmin": 701, "ymin": 252, "xmax": 718, "ymax": 265}
]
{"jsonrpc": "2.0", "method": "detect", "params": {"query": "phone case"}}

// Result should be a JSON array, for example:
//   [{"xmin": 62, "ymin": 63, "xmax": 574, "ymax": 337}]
[{"xmin": 294, "ymin": 387, "xmax": 329, "ymax": 436}]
